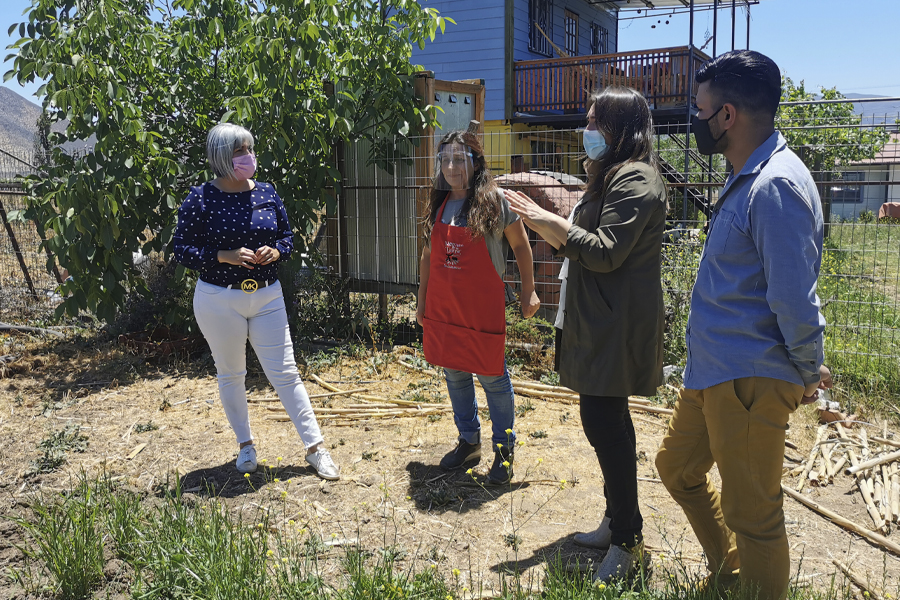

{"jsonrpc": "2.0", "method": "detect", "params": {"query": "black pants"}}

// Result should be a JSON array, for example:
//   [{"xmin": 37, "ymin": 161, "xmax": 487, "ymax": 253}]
[{"xmin": 579, "ymin": 395, "xmax": 643, "ymax": 547}]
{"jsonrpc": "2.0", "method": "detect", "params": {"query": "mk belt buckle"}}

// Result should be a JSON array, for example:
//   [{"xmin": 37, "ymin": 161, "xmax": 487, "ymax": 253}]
[{"xmin": 240, "ymin": 279, "xmax": 259, "ymax": 294}]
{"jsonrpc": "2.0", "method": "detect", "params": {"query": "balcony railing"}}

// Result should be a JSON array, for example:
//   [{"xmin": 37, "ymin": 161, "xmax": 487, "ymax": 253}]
[{"xmin": 513, "ymin": 45, "xmax": 711, "ymax": 115}]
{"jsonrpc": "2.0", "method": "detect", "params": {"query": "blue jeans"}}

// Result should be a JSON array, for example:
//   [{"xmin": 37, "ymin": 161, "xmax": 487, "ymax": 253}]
[{"xmin": 444, "ymin": 365, "xmax": 516, "ymax": 449}]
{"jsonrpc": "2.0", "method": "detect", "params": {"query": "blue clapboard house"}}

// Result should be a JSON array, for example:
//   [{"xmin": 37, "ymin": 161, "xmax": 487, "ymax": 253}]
[{"xmin": 412, "ymin": 0, "xmax": 760, "ymax": 175}]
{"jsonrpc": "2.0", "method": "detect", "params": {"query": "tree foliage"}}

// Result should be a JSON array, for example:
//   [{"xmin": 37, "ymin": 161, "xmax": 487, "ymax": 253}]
[
  {"xmin": 5, "ymin": 0, "xmax": 448, "ymax": 325},
  {"xmin": 777, "ymin": 77, "xmax": 892, "ymax": 173}
]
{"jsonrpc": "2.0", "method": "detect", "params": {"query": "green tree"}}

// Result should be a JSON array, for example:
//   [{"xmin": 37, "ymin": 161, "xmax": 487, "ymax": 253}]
[
  {"xmin": 5, "ymin": 0, "xmax": 449, "ymax": 325},
  {"xmin": 777, "ymin": 76, "xmax": 891, "ymax": 173}
]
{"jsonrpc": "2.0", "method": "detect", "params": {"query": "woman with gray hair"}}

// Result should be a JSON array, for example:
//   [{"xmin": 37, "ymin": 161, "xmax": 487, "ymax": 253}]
[{"xmin": 173, "ymin": 123, "xmax": 339, "ymax": 480}]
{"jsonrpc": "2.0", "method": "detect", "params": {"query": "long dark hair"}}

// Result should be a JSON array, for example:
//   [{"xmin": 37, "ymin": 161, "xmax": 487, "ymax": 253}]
[
  {"xmin": 424, "ymin": 130, "xmax": 502, "ymax": 241},
  {"xmin": 585, "ymin": 87, "xmax": 660, "ymax": 199}
]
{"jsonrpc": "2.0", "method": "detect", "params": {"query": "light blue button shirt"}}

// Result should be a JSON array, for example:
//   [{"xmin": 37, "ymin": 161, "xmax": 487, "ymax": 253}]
[{"xmin": 684, "ymin": 131, "xmax": 826, "ymax": 390}]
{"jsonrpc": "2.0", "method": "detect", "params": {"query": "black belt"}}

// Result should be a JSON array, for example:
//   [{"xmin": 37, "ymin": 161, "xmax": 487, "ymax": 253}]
[{"xmin": 204, "ymin": 278, "xmax": 277, "ymax": 293}]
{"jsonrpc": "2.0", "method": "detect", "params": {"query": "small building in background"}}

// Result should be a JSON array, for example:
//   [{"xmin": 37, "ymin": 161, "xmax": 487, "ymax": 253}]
[{"xmin": 833, "ymin": 133, "xmax": 900, "ymax": 222}]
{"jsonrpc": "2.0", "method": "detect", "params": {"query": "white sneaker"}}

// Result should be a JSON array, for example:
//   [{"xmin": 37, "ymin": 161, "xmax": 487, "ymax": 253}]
[
  {"xmin": 306, "ymin": 447, "xmax": 340, "ymax": 480},
  {"xmin": 236, "ymin": 444, "xmax": 257, "ymax": 473},
  {"xmin": 574, "ymin": 516, "xmax": 612, "ymax": 549},
  {"xmin": 593, "ymin": 543, "xmax": 650, "ymax": 585}
]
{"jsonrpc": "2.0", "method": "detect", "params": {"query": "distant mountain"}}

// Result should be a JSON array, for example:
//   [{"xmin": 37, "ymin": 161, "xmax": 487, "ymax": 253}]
[
  {"xmin": 0, "ymin": 86, "xmax": 45, "ymax": 160},
  {"xmin": 0, "ymin": 86, "xmax": 94, "ymax": 163},
  {"xmin": 844, "ymin": 93, "xmax": 900, "ymax": 127}
]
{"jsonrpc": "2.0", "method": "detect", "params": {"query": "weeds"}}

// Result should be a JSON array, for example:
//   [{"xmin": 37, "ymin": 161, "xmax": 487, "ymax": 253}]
[
  {"xmin": 515, "ymin": 398, "xmax": 536, "ymax": 418},
  {"xmin": 134, "ymin": 421, "xmax": 159, "ymax": 433},
  {"xmin": 540, "ymin": 371, "xmax": 560, "ymax": 386},
  {"xmin": 9, "ymin": 473, "xmax": 889, "ymax": 600},
  {"xmin": 12, "ymin": 478, "xmax": 105, "ymax": 599},
  {"xmin": 25, "ymin": 425, "xmax": 88, "ymax": 477}
]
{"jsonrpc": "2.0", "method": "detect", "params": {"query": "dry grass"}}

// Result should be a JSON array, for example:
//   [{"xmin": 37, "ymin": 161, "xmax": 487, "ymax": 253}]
[{"xmin": 0, "ymin": 333, "xmax": 897, "ymax": 598}]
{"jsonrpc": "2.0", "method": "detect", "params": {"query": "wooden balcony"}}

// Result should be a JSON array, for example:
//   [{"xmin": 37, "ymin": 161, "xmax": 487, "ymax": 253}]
[{"xmin": 513, "ymin": 46, "xmax": 711, "ymax": 123}]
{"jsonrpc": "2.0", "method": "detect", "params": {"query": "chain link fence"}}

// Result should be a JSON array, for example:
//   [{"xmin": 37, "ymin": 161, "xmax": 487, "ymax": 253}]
[
  {"xmin": 2, "ymin": 101, "xmax": 898, "ymax": 398},
  {"xmin": 0, "ymin": 148, "xmax": 64, "ymax": 323}
]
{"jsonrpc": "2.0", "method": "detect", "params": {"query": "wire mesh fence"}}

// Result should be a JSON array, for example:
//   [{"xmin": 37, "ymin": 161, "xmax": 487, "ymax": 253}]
[
  {"xmin": 1, "ymin": 100, "xmax": 898, "ymax": 397},
  {"xmin": 0, "ymin": 147, "xmax": 65, "ymax": 322}
]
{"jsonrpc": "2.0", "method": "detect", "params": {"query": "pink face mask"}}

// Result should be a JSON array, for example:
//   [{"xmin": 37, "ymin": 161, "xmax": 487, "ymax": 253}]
[{"xmin": 232, "ymin": 153, "xmax": 257, "ymax": 180}]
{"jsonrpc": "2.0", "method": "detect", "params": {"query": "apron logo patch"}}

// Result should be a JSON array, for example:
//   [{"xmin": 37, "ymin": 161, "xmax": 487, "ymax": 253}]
[{"xmin": 443, "ymin": 241, "xmax": 462, "ymax": 270}]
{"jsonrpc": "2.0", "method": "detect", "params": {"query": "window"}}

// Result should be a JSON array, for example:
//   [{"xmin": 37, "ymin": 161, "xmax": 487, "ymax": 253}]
[
  {"xmin": 590, "ymin": 22, "xmax": 609, "ymax": 55},
  {"xmin": 530, "ymin": 140, "xmax": 562, "ymax": 171},
  {"xmin": 564, "ymin": 10, "xmax": 579, "ymax": 56},
  {"xmin": 831, "ymin": 171, "xmax": 864, "ymax": 203},
  {"xmin": 529, "ymin": 0, "xmax": 554, "ymax": 57}
]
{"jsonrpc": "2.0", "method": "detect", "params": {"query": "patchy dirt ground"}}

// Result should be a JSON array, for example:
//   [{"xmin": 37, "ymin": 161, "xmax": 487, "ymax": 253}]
[{"xmin": 0, "ymin": 332, "xmax": 898, "ymax": 599}]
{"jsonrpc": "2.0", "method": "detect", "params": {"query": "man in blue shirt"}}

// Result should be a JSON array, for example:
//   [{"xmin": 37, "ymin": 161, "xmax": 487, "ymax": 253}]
[{"xmin": 655, "ymin": 50, "xmax": 832, "ymax": 600}]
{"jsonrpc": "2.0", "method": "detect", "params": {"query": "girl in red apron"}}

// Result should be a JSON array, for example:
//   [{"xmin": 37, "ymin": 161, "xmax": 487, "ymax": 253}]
[{"xmin": 416, "ymin": 127, "xmax": 540, "ymax": 484}]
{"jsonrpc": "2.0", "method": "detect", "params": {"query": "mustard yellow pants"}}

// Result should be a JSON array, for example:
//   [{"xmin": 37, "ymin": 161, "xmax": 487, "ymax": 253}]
[{"xmin": 655, "ymin": 377, "xmax": 804, "ymax": 600}]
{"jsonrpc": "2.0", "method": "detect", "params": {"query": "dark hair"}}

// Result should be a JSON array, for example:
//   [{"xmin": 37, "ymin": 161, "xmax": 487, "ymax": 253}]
[
  {"xmin": 585, "ymin": 87, "xmax": 660, "ymax": 199},
  {"xmin": 695, "ymin": 50, "xmax": 782, "ymax": 119},
  {"xmin": 425, "ymin": 130, "xmax": 502, "ymax": 241}
]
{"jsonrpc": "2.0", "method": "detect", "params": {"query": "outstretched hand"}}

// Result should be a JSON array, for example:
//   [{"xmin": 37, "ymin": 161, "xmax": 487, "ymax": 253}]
[{"xmin": 504, "ymin": 189, "xmax": 547, "ymax": 223}]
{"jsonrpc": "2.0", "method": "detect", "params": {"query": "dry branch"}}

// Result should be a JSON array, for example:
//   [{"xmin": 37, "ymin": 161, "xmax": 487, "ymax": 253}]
[
  {"xmin": 782, "ymin": 486, "xmax": 900, "ymax": 556},
  {"xmin": 872, "ymin": 436, "xmax": 900, "ymax": 449},
  {"xmin": 837, "ymin": 423, "xmax": 885, "ymax": 530},
  {"xmin": 845, "ymin": 449, "xmax": 900, "ymax": 476},
  {"xmin": 249, "ymin": 388, "xmax": 370, "ymax": 402},
  {"xmin": 832, "ymin": 559, "xmax": 885, "ymax": 600},
  {"xmin": 797, "ymin": 425, "xmax": 827, "ymax": 491},
  {"xmin": 396, "ymin": 357, "xmax": 672, "ymax": 414}
]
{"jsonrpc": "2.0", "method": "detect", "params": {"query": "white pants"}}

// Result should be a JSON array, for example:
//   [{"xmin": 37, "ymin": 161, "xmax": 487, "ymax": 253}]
[{"xmin": 193, "ymin": 279, "xmax": 323, "ymax": 448}]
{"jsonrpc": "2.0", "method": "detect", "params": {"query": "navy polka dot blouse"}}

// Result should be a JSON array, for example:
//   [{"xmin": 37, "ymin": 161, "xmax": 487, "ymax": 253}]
[{"xmin": 173, "ymin": 181, "xmax": 293, "ymax": 287}]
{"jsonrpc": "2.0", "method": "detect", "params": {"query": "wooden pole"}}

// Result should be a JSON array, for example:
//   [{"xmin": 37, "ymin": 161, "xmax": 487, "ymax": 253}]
[
  {"xmin": 845, "ymin": 449, "xmax": 900, "ymax": 476},
  {"xmin": 832, "ymin": 559, "xmax": 885, "ymax": 600},
  {"xmin": 890, "ymin": 470, "xmax": 899, "ymax": 523},
  {"xmin": 782, "ymin": 486, "xmax": 900, "ymax": 556},
  {"xmin": 882, "ymin": 464, "xmax": 892, "ymax": 524},
  {"xmin": 797, "ymin": 425, "xmax": 827, "ymax": 491},
  {"xmin": 837, "ymin": 423, "xmax": 885, "ymax": 530},
  {"xmin": 0, "ymin": 196, "xmax": 37, "ymax": 296}
]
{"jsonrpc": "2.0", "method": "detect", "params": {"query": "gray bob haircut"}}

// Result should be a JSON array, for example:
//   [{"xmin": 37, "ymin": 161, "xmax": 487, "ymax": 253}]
[{"xmin": 206, "ymin": 123, "xmax": 254, "ymax": 178}]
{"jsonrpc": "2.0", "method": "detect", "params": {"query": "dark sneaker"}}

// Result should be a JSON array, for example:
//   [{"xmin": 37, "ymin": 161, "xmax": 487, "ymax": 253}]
[
  {"xmin": 440, "ymin": 439, "xmax": 481, "ymax": 471},
  {"xmin": 486, "ymin": 445, "xmax": 514, "ymax": 485}
]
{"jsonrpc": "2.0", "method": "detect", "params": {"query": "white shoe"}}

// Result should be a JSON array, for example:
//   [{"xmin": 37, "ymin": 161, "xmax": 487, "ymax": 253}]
[
  {"xmin": 306, "ymin": 447, "xmax": 340, "ymax": 480},
  {"xmin": 236, "ymin": 444, "xmax": 257, "ymax": 473},
  {"xmin": 592, "ymin": 543, "xmax": 650, "ymax": 585},
  {"xmin": 574, "ymin": 516, "xmax": 612, "ymax": 549}
]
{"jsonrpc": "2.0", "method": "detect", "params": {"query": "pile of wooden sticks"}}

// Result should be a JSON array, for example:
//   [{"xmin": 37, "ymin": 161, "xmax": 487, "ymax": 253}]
[{"xmin": 788, "ymin": 422, "xmax": 900, "ymax": 533}]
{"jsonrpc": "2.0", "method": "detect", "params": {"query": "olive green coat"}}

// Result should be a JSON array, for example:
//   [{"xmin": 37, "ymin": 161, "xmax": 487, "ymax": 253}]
[{"xmin": 557, "ymin": 161, "xmax": 667, "ymax": 397}]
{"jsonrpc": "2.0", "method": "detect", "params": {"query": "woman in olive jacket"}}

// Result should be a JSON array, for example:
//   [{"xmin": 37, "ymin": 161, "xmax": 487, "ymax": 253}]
[{"xmin": 505, "ymin": 87, "xmax": 667, "ymax": 584}]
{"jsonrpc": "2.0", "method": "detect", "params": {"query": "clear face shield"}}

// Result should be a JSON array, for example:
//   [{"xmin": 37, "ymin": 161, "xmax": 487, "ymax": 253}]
[{"xmin": 434, "ymin": 143, "xmax": 475, "ymax": 191}]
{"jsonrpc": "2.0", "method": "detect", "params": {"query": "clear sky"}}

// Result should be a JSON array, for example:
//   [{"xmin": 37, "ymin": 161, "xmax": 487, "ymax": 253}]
[
  {"xmin": 2, "ymin": 0, "xmax": 899, "ymax": 102},
  {"xmin": 617, "ymin": 0, "xmax": 900, "ymax": 97}
]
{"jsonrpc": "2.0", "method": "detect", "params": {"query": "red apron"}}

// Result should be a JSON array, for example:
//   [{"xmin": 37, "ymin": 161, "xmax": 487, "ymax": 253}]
[{"xmin": 423, "ymin": 199, "xmax": 506, "ymax": 376}]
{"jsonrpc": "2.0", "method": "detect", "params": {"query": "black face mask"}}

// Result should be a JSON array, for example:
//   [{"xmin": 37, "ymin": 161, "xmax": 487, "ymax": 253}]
[{"xmin": 691, "ymin": 105, "xmax": 726, "ymax": 156}]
